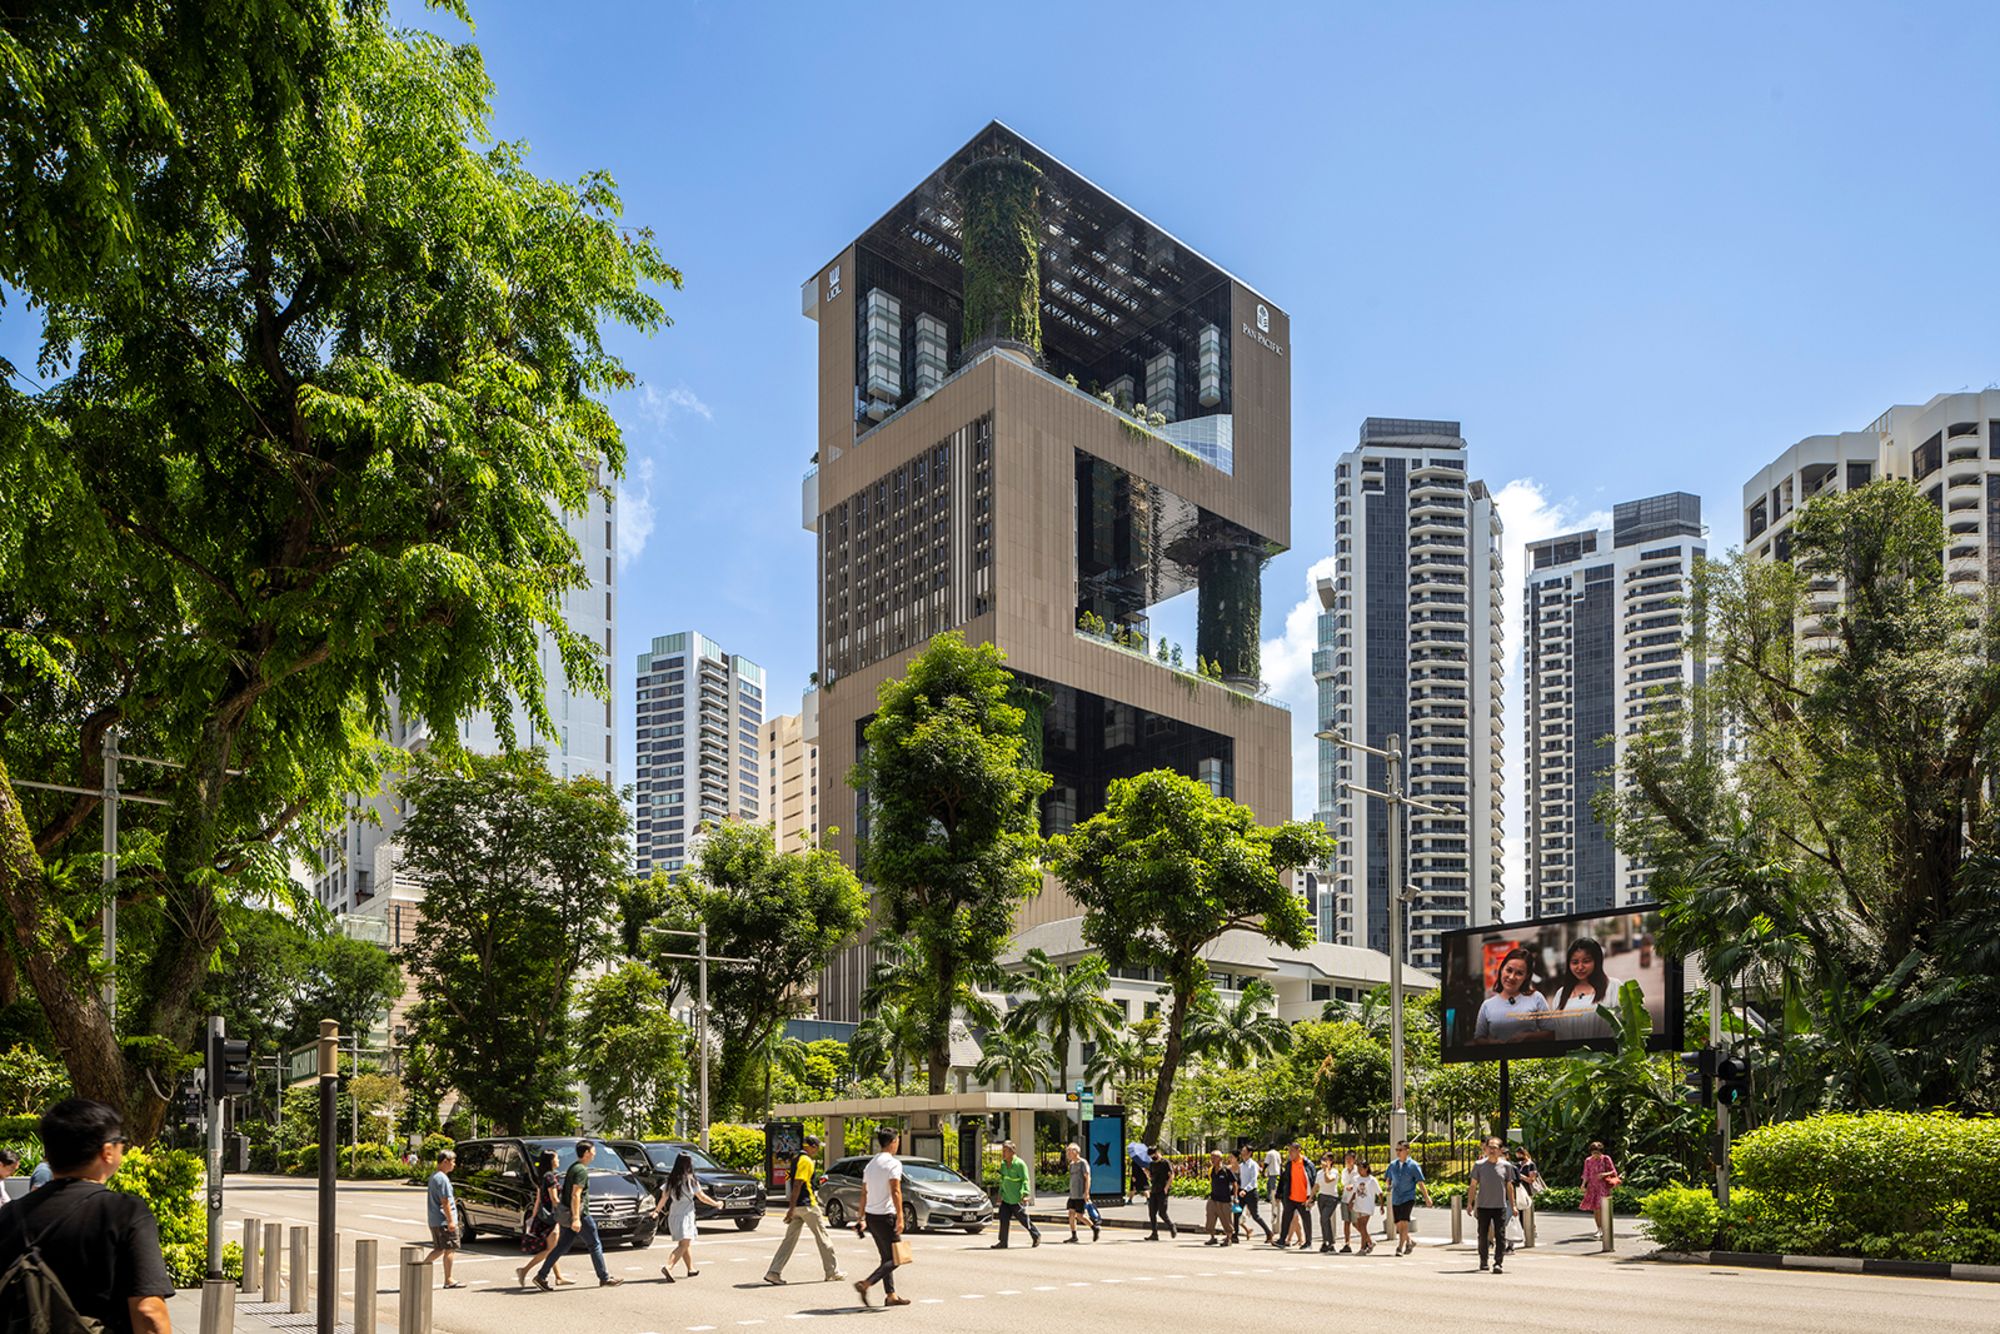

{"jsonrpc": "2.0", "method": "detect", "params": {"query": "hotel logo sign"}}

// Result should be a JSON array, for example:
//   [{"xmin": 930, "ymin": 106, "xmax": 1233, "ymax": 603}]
[
  {"xmin": 1242, "ymin": 302, "xmax": 1284, "ymax": 357},
  {"xmin": 826, "ymin": 265, "xmax": 843, "ymax": 301}
]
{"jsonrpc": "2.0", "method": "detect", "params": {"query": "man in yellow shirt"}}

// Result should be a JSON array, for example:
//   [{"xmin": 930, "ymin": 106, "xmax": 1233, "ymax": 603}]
[{"xmin": 764, "ymin": 1133, "xmax": 845, "ymax": 1285}]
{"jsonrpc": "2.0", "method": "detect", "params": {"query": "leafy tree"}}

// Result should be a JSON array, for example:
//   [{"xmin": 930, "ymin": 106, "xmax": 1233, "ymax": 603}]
[
  {"xmin": 348, "ymin": 1073, "xmax": 407, "ymax": 1145},
  {"xmin": 0, "ymin": 0, "xmax": 674, "ymax": 1138},
  {"xmin": 575, "ymin": 962, "xmax": 689, "ymax": 1138},
  {"xmin": 1048, "ymin": 769, "xmax": 1333, "ymax": 1143},
  {"xmin": 641, "ymin": 821, "xmax": 866, "ymax": 1118},
  {"xmin": 858, "ymin": 933, "xmax": 1001, "ymax": 1092},
  {"xmin": 1002, "ymin": 948, "xmax": 1119, "ymax": 1091},
  {"xmin": 0, "ymin": 1043, "xmax": 68, "ymax": 1117},
  {"xmin": 1616, "ymin": 481, "xmax": 2000, "ymax": 1111},
  {"xmin": 849, "ymin": 998, "xmax": 924, "ymax": 1095},
  {"xmin": 972, "ymin": 1028, "xmax": 1057, "ymax": 1093},
  {"xmin": 769, "ymin": 1038, "xmax": 851, "ymax": 1108},
  {"xmin": 849, "ymin": 633, "xmax": 1049, "ymax": 1093},
  {"xmin": 1083, "ymin": 1016, "xmax": 1164, "ymax": 1111},
  {"xmin": 395, "ymin": 749, "xmax": 628, "ymax": 1133},
  {"xmin": 1184, "ymin": 978, "xmax": 1292, "ymax": 1069},
  {"xmin": 1299, "ymin": 1020, "xmax": 1391, "ymax": 1136}
]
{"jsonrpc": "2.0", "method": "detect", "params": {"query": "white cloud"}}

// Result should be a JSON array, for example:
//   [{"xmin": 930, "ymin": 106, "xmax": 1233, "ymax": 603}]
[
  {"xmin": 616, "ymin": 457, "xmax": 656, "ymax": 570},
  {"xmin": 661, "ymin": 384, "xmax": 712, "ymax": 421},
  {"xmin": 1491, "ymin": 479, "xmax": 1612, "ymax": 920},
  {"xmin": 629, "ymin": 381, "xmax": 713, "ymax": 430},
  {"xmin": 1263, "ymin": 555, "xmax": 1339, "ymax": 821}
]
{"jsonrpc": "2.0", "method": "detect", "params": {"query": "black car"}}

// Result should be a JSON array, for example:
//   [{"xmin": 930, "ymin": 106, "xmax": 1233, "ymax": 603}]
[
  {"xmin": 451, "ymin": 1136, "xmax": 659, "ymax": 1248},
  {"xmin": 605, "ymin": 1139, "xmax": 768, "ymax": 1231}
]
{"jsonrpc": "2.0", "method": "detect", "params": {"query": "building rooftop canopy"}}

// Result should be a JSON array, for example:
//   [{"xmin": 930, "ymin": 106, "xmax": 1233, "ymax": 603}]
[{"xmin": 832, "ymin": 120, "xmax": 1276, "ymax": 385}]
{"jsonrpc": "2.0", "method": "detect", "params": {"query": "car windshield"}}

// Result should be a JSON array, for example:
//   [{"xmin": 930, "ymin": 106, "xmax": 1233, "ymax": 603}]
[
  {"xmin": 644, "ymin": 1144, "xmax": 724, "ymax": 1173},
  {"xmin": 900, "ymin": 1160, "xmax": 969, "ymax": 1184},
  {"xmin": 533, "ymin": 1141, "xmax": 628, "ymax": 1175}
]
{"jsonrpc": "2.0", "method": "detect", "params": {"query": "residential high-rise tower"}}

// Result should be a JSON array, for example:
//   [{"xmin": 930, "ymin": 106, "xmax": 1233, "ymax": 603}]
[
  {"xmin": 634, "ymin": 632, "xmax": 765, "ymax": 878},
  {"xmin": 1314, "ymin": 419, "xmax": 1503, "ymax": 969},
  {"xmin": 1521, "ymin": 493, "xmax": 1705, "ymax": 919}
]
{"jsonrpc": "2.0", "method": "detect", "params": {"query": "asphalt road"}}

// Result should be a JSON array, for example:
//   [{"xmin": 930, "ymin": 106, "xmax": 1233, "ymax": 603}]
[{"xmin": 204, "ymin": 1177, "xmax": 2000, "ymax": 1334}]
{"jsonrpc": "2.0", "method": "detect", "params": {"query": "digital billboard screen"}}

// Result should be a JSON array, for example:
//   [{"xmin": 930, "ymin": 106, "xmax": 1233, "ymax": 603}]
[{"xmin": 1439, "ymin": 903, "xmax": 1683, "ymax": 1063}]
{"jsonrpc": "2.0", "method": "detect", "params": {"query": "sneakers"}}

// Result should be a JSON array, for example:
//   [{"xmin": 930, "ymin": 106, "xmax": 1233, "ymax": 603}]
[
  {"xmin": 1492, "ymin": 1265, "xmax": 1504, "ymax": 1274},
  {"xmin": 827, "ymin": 1272, "xmax": 847, "ymax": 1282},
  {"xmin": 1031, "ymin": 1233, "xmax": 1041, "ymax": 1248},
  {"xmin": 1479, "ymin": 1261, "xmax": 1489, "ymax": 1271},
  {"xmin": 534, "ymin": 1276, "xmax": 553, "ymax": 1292},
  {"xmin": 1063, "ymin": 1235, "xmax": 1080, "ymax": 1244},
  {"xmin": 1091, "ymin": 1224, "xmax": 1101, "ymax": 1242},
  {"xmin": 1340, "ymin": 1244, "xmax": 1353, "ymax": 1254}
]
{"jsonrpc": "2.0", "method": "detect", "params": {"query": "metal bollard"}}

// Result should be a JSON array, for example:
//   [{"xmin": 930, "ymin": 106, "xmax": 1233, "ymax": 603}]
[
  {"xmin": 354, "ymin": 1238, "xmax": 378, "ymax": 1334},
  {"xmin": 1521, "ymin": 1198, "xmax": 1536, "ymax": 1249},
  {"xmin": 262, "ymin": 1222, "xmax": 283, "ymax": 1305},
  {"xmin": 1598, "ymin": 1199, "xmax": 1615, "ymax": 1252},
  {"xmin": 398, "ymin": 1247, "xmax": 424, "ymax": 1334},
  {"xmin": 198, "ymin": 1277, "xmax": 237, "ymax": 1334},
  {"xmin": 1450, "ymin": 1193, "xmax": 1463, "ymax": 1245},
  {"xmin": 242, "ymin": 1216, "xmax": 262, "ymax": 1291},
  {"xmin": 289, "ymin": 1225, "xmax": 311, "ymax": 1313}
]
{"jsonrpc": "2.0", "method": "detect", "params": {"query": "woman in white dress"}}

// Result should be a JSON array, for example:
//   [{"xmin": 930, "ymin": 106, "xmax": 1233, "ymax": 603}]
[
  {"xmin": 1473, "ymin": 947, "xmax": 1550, "ymax": 1042},
  {"xmin": 654, "ymin": 1152, "xmax": 720, "ymax": 1282}
]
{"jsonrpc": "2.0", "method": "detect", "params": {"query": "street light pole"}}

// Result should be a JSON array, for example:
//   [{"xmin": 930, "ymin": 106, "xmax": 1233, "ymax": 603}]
[
  {"xmin": 1316, "ymin": 727, "xmax": 1449, "ymax": 1150},
  {"xmin": 652, "ymin": 928, "xmax": 754, "ymax": 1153}
]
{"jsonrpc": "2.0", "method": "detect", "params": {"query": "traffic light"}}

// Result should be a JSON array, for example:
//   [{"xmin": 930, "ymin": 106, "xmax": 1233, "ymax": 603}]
[
  {"xmin": 1716, "ymin": 1053, "xmax": 1750, "ymax": 1108},
  {"xmin": 208, "ymin": 1032, "xmax": 253, "ymax": 1099},
  {"xmin": 178, "ymin": 1072, "xmax": 205, "ymax": 1126},
  {"xmin": 1679, "ymin": 1047, "xmax": 1715, "ymax": 1108}
]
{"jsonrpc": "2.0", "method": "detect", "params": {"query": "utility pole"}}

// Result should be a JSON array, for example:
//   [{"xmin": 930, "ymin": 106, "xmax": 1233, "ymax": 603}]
[
  {"xmin": 102, "ymin": 726, "xmax": 119, "ymax": 1018},
  {"xmin": 1316, "ymin": 728, "xmax": 1450, "ymax": 1148},
  {"xmin": 1710, "ymin": 979, "xmax": 1729, "ymax": 1206},
  {"xmin": 316, "ymin": 1021, "xmax": 338, "ymax": 1334},
  {"xmin": 652, "ymin": 927, "xmax": 754, "ymax": 1152},
  {"xmin": 205, "ymin": 1017, "xmax": 224, "ymax": 1278}
]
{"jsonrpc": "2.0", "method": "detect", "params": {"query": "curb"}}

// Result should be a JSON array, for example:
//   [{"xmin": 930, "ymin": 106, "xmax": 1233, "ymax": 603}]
[{"xmin": 1656, "ymin": 1249, "xmax": 2000, "ymax": 1284}]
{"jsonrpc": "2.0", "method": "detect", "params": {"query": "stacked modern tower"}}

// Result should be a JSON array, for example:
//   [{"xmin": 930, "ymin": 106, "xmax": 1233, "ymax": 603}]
[
  {"xmin": 633, "ymin": 631, "xmax": 766, "ymax": 878},
  {"xmin": 1313, "ymin": 420, "xmax": 1505, "ymax": 970},
  {"xmin": 800, "ymin": 121, "xmax": 1295, "ymax": 1021}
]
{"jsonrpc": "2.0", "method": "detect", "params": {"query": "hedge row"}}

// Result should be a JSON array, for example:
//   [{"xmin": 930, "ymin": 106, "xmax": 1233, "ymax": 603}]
[{"xmin": 1639, "ymin": 1112, "xmax": 2000, "ymax": 1265}]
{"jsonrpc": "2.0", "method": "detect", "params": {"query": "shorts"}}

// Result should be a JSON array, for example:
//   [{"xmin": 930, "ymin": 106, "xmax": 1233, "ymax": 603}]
[
  {"xmin": 1393, "ymin": 1201, "xmax": 1414, "ymax": 1223},
  {"xmin": 1340, "ymin": 1202, "xmax": 1355, "ymax": 1222},
  {"xmin": 429, "ymin": 1225, "xmax": 460, "ymax": 1251},
  {"xmin": 1066, "ymin": 1197, "xmax": 1088, "ymax": 1213}
]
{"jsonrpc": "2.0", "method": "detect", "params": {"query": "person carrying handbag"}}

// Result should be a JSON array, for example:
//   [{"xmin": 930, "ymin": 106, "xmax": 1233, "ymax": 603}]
[{"xmin": 515, "ymin": 1149, "xmax": 572, "ymax": 1288}]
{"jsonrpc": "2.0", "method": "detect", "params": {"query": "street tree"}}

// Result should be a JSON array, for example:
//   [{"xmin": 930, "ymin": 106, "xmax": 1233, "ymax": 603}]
[
  {"xmin": 0, "ymin": 0, "xmax": 675, "ymax": 1137},
  {"xmin": 849, "ymin": 997, "xmax": 924, "ymax": 1094},
  {"xmin": 395, "ymin": 750, "xmax": 628, "ymax": 1133},
  {"xmin": 849, "ymin": 631, "xmax": 1049, "ymax": 1094},
  {"xmin": 647, "ymin": 821, "xmax": 867, "ymax": 1118},
  {"xmin": 1003, "ymin": 948, "xmax": 1119, "ymax": 1092},
  {"xmin": 1048, "ymin": 768, "xmax": 1332, "ymax": 1144},
  {"xmin": 575, "ymin": 962, "xmax": 690, "ymax": 1138},
  {"xmin": 860, "ymin": 931, "xmax": 1002, "ymax": 1092},
  {"xmin": 972, "ymin": 1028, "xmax": 1058, "ymax": 1094}
]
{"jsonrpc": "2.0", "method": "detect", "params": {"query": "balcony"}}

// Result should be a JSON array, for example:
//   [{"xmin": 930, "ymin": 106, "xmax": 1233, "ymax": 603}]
[{"xmin": 1073, "ymin": 627, "xmax": 1288, "ymax": 710}]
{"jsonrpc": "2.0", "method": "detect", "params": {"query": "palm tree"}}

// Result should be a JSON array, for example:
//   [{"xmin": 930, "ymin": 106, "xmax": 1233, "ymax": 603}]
[
  {"xmin": 757, "ymin": 1029, "xmax": 814, "ymax": 1118},
  {"xmin": 1003, "ymin": 948, "xmax": 1120, "ymax": 1090},
  {"xmin": 861, "ymin": 934, "xmax": 1001, "ymax": 1088},
  {"xmin": 973, "ymin": 1027, "xmax": 1057, "ymax": 1092},
  {"xmin": 1320, "ymin": 984, "xmax": 1391, "ymax": 1039},
  {"xmin": 1185, "ymin": 978, "xmax": 1292, "ymax": 1069},
  {"xmin": 851, "ymin": 999, "xmax": 923, "ymax": 1093}
]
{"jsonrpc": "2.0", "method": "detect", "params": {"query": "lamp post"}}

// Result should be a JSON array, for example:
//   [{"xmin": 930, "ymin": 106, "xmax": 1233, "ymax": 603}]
[
  {"xmin": 1315, "ymin": 728, "xmax": 1450, "ymax": 1148},
  {"xmin": 651, "ymin": 927, "xmax": 755, "ymax": 1151}
]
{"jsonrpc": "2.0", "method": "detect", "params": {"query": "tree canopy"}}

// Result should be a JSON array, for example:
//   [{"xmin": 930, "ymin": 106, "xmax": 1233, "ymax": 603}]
[
  {"xmin": 1048, "ymin": 768, "xmax": 1332, "ymax": 1143},
  {"xmin": 0, "ymin": 0, "xmax": 675, "ymax": 1138},
  {"xmin": 394, "ymin": 749, "xmax": 628, "ymax": 1133},
  {"xmin": 849, "ymin": 632, "xmax": 1049, "ymax": 1093}
]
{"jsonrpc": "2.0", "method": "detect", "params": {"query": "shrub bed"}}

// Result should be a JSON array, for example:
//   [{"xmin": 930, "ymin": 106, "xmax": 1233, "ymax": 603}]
[{"xmin": 1633, "ymin": 1113, "xmax": 2000, "ymax": 1265}]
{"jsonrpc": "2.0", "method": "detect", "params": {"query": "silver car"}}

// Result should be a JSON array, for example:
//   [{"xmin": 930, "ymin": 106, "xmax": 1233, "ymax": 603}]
[{"xmin": 819, "ymin": 1155, "xmax": 994, "ymax": 1234}]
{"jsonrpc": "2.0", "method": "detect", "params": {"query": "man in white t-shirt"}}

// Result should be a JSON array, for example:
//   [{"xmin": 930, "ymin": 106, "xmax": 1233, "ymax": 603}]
[
  {"xmin": 853, "ymin": 1127, "xmax": 908, "ymax": 1308},
  {"xmin": 1234, "ymin": 1146, "xmax": 1272, "ymax": 1243}
]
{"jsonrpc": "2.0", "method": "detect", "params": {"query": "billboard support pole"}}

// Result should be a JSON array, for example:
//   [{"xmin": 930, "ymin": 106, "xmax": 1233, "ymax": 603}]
[
  {"xmin": 1710, "ymin": 980, "xmax": 1729, "ymax": 1206},
  {"xmin": 1498, "ymin": 1059, "xmax": 1511, "ymax": 1142}
]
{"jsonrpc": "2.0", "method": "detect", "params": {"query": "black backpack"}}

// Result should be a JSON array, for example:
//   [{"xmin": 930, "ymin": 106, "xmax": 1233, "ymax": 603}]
[{"xmin": 0, "ymin": 1197, "xmax": 104, "ymax": 1334}]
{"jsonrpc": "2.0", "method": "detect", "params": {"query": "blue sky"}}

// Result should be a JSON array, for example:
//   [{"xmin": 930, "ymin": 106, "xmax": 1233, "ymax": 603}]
[
  {"xmin": 32, "ymin": 2, "xmax": 2000, "ymax": 913},
  {"xmin": 443, "ymin": 1, "xmax": 1997, "ymax": 910}
]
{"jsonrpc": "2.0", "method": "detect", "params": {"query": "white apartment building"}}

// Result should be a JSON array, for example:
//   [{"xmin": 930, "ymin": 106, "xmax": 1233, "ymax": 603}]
[
  {"xmin": 1522, "ymin": 493, "xmax": 1705, "ymax": 920},
  {"xmin": 1744, "ymin": 392, "xmax": 2000, "ymax": 648},
  {"xmin": 1314, "ymin": 418, "xmax": 1505, "ymax": 971},
  {"xmin": 634, "ymin": 632, "xmax": 765, "ymax": 877},
  {"xmin": 309, "ymin": 489, "xmax": 618, "ymax": 943},
  {"xmin": 759, "ymin": 709, "xmax": 820, "ymax": 851}
]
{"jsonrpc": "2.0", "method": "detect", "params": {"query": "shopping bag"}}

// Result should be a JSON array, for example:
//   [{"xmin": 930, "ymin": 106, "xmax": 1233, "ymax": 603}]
[{"xmin": 892, "ymin": 1239, "xmax": 915, "ymax": 1266}]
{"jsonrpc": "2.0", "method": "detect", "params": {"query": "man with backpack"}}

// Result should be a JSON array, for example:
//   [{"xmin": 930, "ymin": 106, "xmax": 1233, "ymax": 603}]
[{"xmin": 0, "ymin": 1098, "xmax": 174, "ymax": 1334}]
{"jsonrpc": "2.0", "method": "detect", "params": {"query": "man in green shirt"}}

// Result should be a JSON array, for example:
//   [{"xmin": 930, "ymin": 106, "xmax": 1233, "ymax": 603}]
[
  {"xmin": 534, "ymin": 1140, "xmax": 622, "ymax": 1289},
  {"xmin": 990, "ymin": 1140, "xmax": 1040, "ymax": 1249}
]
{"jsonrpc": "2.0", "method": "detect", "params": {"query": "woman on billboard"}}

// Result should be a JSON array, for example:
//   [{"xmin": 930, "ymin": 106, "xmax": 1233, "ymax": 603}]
[
  {"xmin": 1553, "ymin": 936, "xmax": 1631, "ymax": 1011},
  {"xmin": 1471, "ymin": 947, "xmax": 1549, "ymax": 1043}
]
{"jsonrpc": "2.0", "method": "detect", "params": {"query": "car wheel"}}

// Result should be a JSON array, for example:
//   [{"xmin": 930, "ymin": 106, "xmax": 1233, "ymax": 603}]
[
  {"xmin": 903, "ymin": 1203, "xmax": 918, "ymax": 1234},
  {"xmin": 734, "ymin": 1217, "xmax": 760, "ymax": 1232},
  {"xmin": 630, "ymin": 1216, "xmax": 659, "ymax": 1249},
  {"xmin": 459, "ymin": 1223, "xmax": 478, "ymax": 1245}
]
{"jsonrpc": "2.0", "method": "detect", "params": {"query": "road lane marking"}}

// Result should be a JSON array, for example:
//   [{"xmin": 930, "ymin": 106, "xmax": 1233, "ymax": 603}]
[
  {"xmin": 1067, "ymin": 1281, "xmax": 1089, "ymax": 1287},
  {"xmin": 995, "ymin": 1288, "xmax": 1020, "ymax": 1294},
  {"xmin": 1032, "ymin": 1285, "xmax": 1058, "ymax": 1291}
]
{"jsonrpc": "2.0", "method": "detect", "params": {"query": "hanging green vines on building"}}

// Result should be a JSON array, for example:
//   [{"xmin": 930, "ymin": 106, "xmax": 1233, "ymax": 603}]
[
  {"xmin": 957, "ymin": 154, "xmax": 1043, "ymax": 353},
  {"xmin": 1197, "ymin": 545, "xmax": 1265, "ymax": 682}
]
